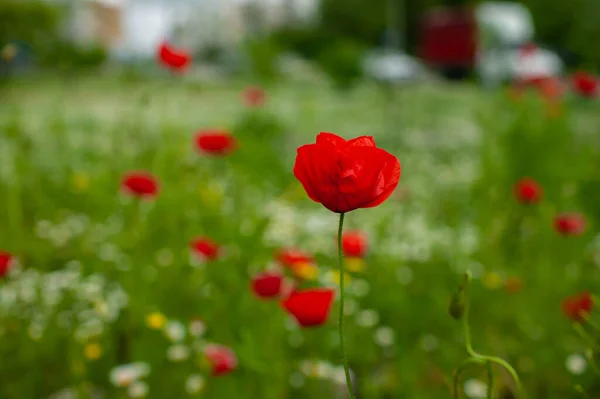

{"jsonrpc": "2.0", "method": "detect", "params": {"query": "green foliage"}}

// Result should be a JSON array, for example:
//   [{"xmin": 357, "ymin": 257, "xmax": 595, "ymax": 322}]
[
  {"xmin": 0, "ymin": 1, "xmax": 106, "ymax": 70},
  {"xmin": 316, "ymin": 40, "xmax": 366, "ymax": 90},
  {"xmin": 38, "ymin": 41, "xmax": 107, "ymax": 70},
  {"xmin": 245, "ymin": 39, "xmax": 282, "ymax": 81},
  {"xmin": 0, "ymin": 0, "xmax": 60, "ymax": 48},
  {"xmin": 1, "ymin": 78, "xmax": 600, "ymax": 398}
]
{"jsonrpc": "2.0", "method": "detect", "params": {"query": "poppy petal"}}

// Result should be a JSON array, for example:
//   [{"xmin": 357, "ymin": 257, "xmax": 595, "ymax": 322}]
[
  {"xmin": 347, "ymin": 136, "xmax": 376, "ymax": 148},
  {"xmin": 337, "ymin": 146, "xmax": 401, "ymax": 212},
  {"xmin": 316, "ymin": 132, "xmax": 347, "ymax": 148},
  {"xmin": 293, "ymin": 143, "xmax": 339, "ymax": 212}
]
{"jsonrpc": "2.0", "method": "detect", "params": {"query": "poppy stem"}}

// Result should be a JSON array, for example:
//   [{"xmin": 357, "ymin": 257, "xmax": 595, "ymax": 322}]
[
  {"xmin": 459, "ymin": 271, "xmax": 524, "ymax": 398},
  {"xmin": 337, "ymin": 212, "xmax": 355, "ymax": 399}
]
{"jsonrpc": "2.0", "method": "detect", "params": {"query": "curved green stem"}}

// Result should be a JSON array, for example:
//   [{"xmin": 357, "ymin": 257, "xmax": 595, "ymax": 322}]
[
  {"xmin": 337, "ymin": 212, "xmax": 354, "ymax": 399},
  {"xmin": 460, "ymin": 271, "xmax": 523, "ymax": 397}
]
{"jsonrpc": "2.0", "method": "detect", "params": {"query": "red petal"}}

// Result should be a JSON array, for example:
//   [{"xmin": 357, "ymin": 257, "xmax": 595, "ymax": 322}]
[
  {"xmin": 293, "ymin": 143, "xmax": 340, "ymax": 212},
  {"xmin": 337, "ymin": 146, "xmax": 401, "ymax": 212},
  {"xmin": 347, "ymin": 136, "xmax": 376, "ymax": 147},
  {"xmin": 316, "ymin": 132, "xmax": 347, "ymax": 148}
]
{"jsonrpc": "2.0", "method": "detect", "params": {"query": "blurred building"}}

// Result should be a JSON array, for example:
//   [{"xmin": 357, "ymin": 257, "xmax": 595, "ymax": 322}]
[{"xmin": 61, "ymin": 0, "xmax": 319, "ymax": 59}]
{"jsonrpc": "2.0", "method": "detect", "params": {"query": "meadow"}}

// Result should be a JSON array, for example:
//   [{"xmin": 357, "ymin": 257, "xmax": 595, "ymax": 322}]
[{"xmin": 0, "ymin": 74, "xmax": 599, "ymax": 399}]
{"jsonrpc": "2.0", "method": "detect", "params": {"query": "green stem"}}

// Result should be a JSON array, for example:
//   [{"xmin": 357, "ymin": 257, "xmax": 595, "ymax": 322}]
[
  {"xmin": 337, "ymin": 212, "xmax": 354, "ymax": 399},
  {"xmin": 461, "ymin": 271, "xmax": 523, "ymax": 397}
]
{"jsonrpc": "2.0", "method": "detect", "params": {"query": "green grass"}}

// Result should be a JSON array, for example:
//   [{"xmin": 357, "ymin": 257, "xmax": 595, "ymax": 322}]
[{"xmin": 1, "ymin": 75, "xmax": 599, "ymax": 398}]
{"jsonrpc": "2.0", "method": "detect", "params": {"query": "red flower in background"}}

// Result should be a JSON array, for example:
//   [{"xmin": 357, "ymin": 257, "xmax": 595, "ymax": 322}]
[
  {"xmin": 294, "ymin": 132, "xmax": 401, "ymax": 213},
  {"xmin": 537, "ymin": 77, "xmax": 566, "ymax": 102},
  {"xmin": 571, "ymin": 71, "xmax": 598, "ymax": 98},
  {"xmin": 554, "ymin": 213, "xmax": 586, "ymax": 236},
  {"xmin": 514, "ymin": 177, "xmax": 543, "ymax": 204},
  {"xmin": 121, "ymin": 171, "xmax": 160, "ymax": 199},
  {"xmin": 204, "ymin": 344, "xmax": 237, "ymax": 376},
  {"xmin": 157, "ymin": 42, "xmax": 191, "ymax": 72},
  {"xmin": 251, "ymin": 271, "xmax": 283, "ymax": 299},
  {"xmin": 190, "ymin": 237, "xmax": 221, "ymax": 261},
  {"xmin": 341, "ymin": 230, "xmax": 368, "ymax": 258},
  {"xmin": 281, "ymin": 288, "xmax": 335, "ymax": 328},
  {"xmin": 276, "ymin": 248, "xmax": 314, "ymax": 268},
  {"xmin": 194, "ymin": 129, "xmax": 236, "ymax": 156},
  {"xmin": 0, "ymin": 251, "xmax": 14, "ymax": 278},
  {"xmin": 242, "ymin": 86, "xmax": 266, "ymax": 107},
  {"xmin": 562, "ymin": 292, "xmax": 593, "ymax": 322}
]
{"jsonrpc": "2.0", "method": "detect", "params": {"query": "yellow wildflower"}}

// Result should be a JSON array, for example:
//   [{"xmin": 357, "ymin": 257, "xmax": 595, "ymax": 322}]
[
  {"xmin": 72, "ymin": 172, "xmax": 90, "ymax": 193},
  {"xmin": 345, "ymin": 257, "xmax": 365, "ymax": 273},
  {"xmin": 146, "ymin": 312, "xmax": 167, "ymax": 330},
  {"xmin": 292, "ymin": 262, "xmax": 318, "ymax": 281},
  {"xmin": 482, "ymin": 272, "xmax": 503, "ymax": 290},
  {"xmin": 84, "ymin": 343, "xmax": 102, "ymax": 360}
]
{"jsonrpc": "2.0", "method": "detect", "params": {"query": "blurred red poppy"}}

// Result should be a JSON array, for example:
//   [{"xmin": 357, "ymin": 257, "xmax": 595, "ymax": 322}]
[
  {"xmin": 194, "ymin": 129, "xmax": 236, "ymax": 156},
  {"xmin": 0, "ymin": 251, "xmax": 13, "ymax": 278},
  {"xmin": 514, "ymin": 177, "xmax": 543, "ymax": 204},
  {"xmin": 276, "ymin": 248, "xmax": 314, "ymax": 268},
  {"xmin": 121, "ymin": 171, "xmax": 160, "ymax": 199},
  {"xmin": 281, "ymin": 288, "xmax": 335, "ymax": 328},
  {"xmin": 571, "ymin": 71, "xmax": 598, "ymax": 98},
  {"xmin": 190, "ymin": 237, "xmax": 220, "ymax": 261},
  {"xmin": 537, "ymin": 77, "xmax": 566, "ymax": 102},
  {"xmin": 562, "ymin": 292, "xmax": 593, "ymax": 322},
  {"xmin": 204, "ymin": 344, "xmax": 237, "ymax": 376},
  {"xmin": 341, "ymin": 230, "xmax": 368, "ymax": 258},
  {"xmin": 242, "ymin": 86, "xmax": 266, "ymax": 107},
  {"xmin": 251, "ymin": 271, "xmax": 283, "ymax": 299},
  {"xmin": 157, "ymin": 42, "xmax": 191, "ymax": 72},
  {"xmin": 554, "ymin": 213, "xmax": 586, "ymax": 236},
  {"xmin": 294, "ymin": 132, "xmax": 401, "ymax": 213}
]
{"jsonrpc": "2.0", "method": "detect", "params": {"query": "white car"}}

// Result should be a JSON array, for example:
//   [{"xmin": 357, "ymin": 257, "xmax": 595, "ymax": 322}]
[{"xmin": 475, "ymin": 2, "xmax": 564, "ymax": 86}]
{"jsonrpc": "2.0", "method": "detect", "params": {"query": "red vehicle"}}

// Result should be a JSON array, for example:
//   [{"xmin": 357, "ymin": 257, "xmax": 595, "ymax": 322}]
[{"xmin": 418, "ymin": 7, "xmax": 478, "ymax": 79}]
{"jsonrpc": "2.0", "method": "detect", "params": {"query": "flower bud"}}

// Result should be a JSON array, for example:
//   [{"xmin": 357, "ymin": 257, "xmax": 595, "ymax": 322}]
[{"xmin": 449, "ymin": 291, "xmax": 465, "ymax": 320}]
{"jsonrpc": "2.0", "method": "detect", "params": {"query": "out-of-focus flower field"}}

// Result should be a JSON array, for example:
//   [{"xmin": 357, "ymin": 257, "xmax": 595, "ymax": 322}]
[{"xmin": 1, "ymin": 75, "xmax": 600, "ymax": 399}]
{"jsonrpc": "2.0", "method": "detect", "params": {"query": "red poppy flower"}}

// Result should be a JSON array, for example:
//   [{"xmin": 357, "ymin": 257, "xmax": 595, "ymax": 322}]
[
  {"xmin": 242, "ymin": 86, "xmax": 266, "ymax": 107},
  {"xmin": 276, "ymin": 248, "xmax": 314, "ymax": 268},
  {"xmin": 281, "ymin": 288, "xmax": 335, "ymax": 328},
  {"xmin": 121, "ymin": 171, "xmax": 160, "ymax": 199},
  {"xmin": 341, "ymin": 230, "xmax": 368, "ymax": 258},
  {"xmin": 194, "ymin": 129, "xmax": 236, "ymax": 156},
  {"xmin": 294, "ymin": 132, "xmax": 401, "ymax": 213},
  {"xmin": 554, "ymin": 213, "xmax": 586, "ymax": 236},
  {"xmin": 190, "ymin": 237, "xmax": 221, "ymax": 261},
  {"xmin": 157, "ymin": 42, "xmax": 191, "ymax": 72},
  {"xmin": 562, "ymin": 292, "xmax": 593, "ymax": 322},
  {"xmin": 538, "ymin": 77, "xmax": 566, "ymax": 102},
  {"xmin": 514, "ymin": 177, "xmax": 543, "ymax": 204},
  {"xmin": 251, "ymin": 271, "xmax": 283, "ymax": 299},
  {"xmin": 0, "ymin": 251, "xmax": 13, "ymax": 278},
  {"xmin": 204, "ymin": 344, "xmax": 237, "ymax": 376},
  {"xmin": 571, "ymin": 71, "xmax": 598, "ymax": 98}
]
